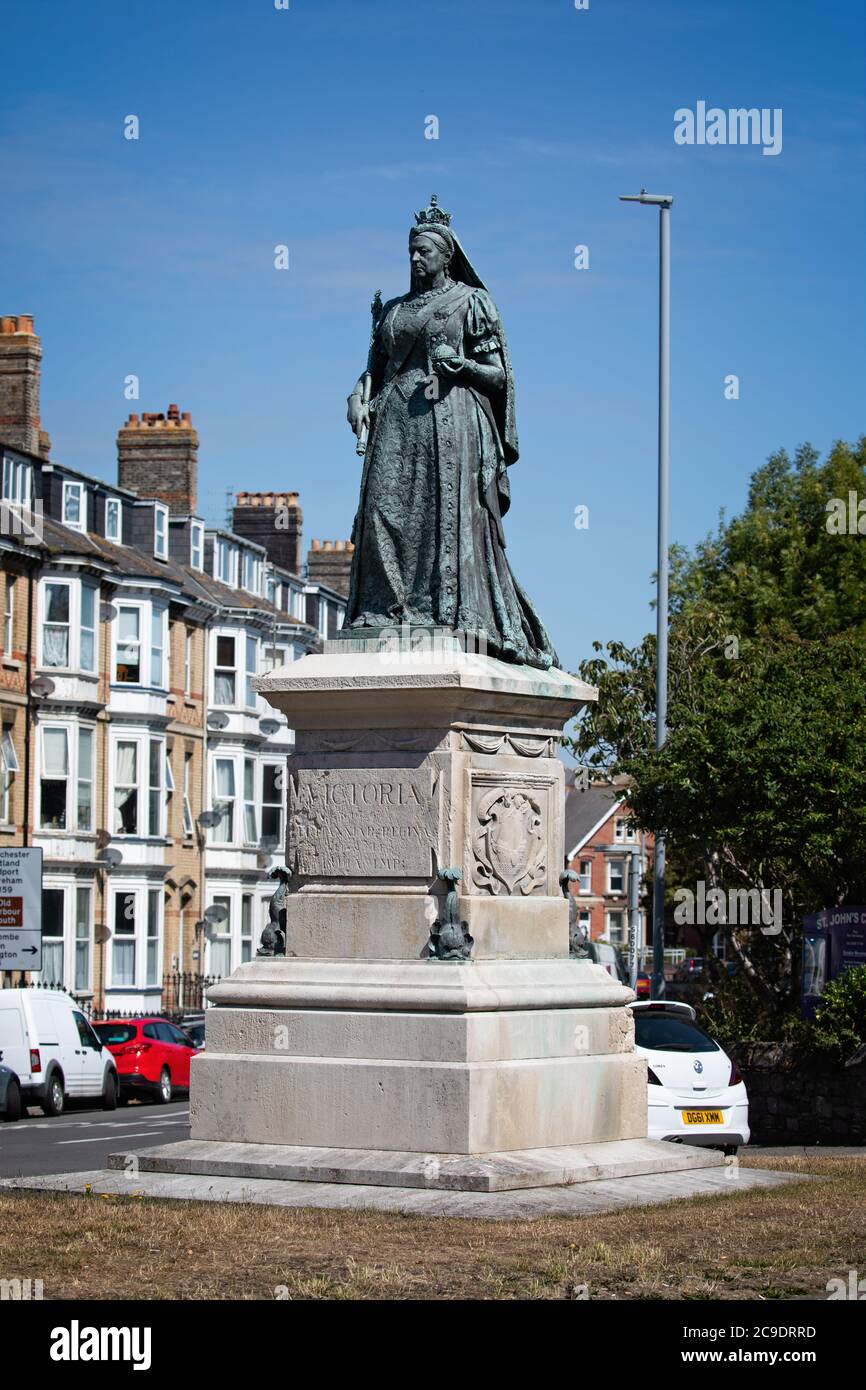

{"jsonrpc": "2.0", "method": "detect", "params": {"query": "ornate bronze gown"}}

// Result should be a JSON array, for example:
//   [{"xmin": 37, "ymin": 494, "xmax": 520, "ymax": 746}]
[{"xmin": 345, "ymin": 281, "xmax": 559, "ymax": 670}]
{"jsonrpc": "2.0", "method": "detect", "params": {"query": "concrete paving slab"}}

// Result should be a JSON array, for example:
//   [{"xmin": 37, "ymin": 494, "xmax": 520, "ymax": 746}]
[{"xmin": 0, "ymin": 1164, "xmax": 817, "ymax": 1220}]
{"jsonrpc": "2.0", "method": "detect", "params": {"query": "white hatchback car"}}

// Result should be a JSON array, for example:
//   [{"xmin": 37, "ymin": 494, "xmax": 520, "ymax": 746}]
[{"xmin": 630, "ymin": 1000, "xmax": 749, "ymax": 1154}]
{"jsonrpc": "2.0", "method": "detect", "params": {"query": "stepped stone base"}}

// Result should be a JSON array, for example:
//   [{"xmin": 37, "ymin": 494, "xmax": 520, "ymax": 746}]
[{"xmin": 108, "ymin": 1136, "xmax": 725, "ymax": 1194}]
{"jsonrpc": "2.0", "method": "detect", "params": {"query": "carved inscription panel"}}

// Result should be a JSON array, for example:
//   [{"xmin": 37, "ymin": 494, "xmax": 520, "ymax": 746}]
[{"xmin": 289, "ymin": 767, "xmax": 437, "ymax": 877}]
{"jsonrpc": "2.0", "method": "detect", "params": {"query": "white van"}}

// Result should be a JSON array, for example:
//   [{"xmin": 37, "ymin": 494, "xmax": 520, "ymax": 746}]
[{"xmin": 0, "ymin": 989, "xmax": 118, "ymax": 1116}]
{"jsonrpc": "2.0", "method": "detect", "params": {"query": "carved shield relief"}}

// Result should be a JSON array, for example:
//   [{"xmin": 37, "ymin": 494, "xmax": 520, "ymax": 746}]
[{"xmin": 472, "ymin": 787, "xmax": 546, "ymax": 896}]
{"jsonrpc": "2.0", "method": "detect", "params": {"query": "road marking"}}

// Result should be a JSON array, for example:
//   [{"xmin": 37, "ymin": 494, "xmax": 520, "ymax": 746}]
[{"xmin": 58, "ymin": 1132, "xmax": 168, "ymax": 1145}]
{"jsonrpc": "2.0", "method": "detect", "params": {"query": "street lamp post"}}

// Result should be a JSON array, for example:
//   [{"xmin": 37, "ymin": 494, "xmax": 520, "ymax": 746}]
[{"xmin": 619, "ymin": 190, "xmax": 673, "ymax": 1000}]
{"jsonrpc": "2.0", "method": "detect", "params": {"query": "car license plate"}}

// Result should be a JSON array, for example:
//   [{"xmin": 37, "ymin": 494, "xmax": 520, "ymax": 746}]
[{"xmin": 682, "ymin": 1109, "xmax": 723, "ymax": 1125}]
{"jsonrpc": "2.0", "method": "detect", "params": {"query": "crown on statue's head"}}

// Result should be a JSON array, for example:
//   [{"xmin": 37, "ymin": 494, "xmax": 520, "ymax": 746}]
[{"xmin": 415, "ymin": 193, "xmax": 452, "ymax": 229}]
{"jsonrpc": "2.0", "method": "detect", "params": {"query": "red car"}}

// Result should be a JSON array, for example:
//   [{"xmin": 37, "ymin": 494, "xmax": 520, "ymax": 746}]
[
  {"xmin": 635, "ymin": 973, "xmax": 652, "ymax": 999},
  {"xmin": 91, "ymin": 1018, "xmax": 199, "ymax": 1104}
]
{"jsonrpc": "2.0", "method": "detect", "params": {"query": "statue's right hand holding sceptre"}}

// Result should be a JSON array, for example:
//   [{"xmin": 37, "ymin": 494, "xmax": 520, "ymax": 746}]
[
  {"xmin": 347, "ymin": 374, "xmax": 371, "ymax": 454},
  {"xmin": 347, "ymin": 290, "xmax": 382, "ymax": 456}
]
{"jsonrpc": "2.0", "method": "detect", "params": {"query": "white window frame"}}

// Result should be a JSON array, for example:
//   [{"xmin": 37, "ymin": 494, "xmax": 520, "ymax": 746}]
[
  {"xmin": 62, "ymin": 480, "xmax": 85, "ymax": 532},
  {"xmin": 38, "ymin": 880, "xmax": 93, "ymax": 992},
  {"xmin": 211, "ymin": 756, "xmax": 237, "ymax": 844},
  {"xmin": 104, "ymin": 496, "xmax": 122, "ymax": 543},
  {"xmin": 2, "ymin": 454, "xmax": 32, "ymax": 506},
  {"xmin": 578, "ymin": 858, "xmax": 592, "ymax": 894},
  {"xmin": 206, "ymin": 893, "xmax": 232, "ymax": 977},
  {"xmin": 614, "ymin": 816, "xmax": 636, "ymax": 844},
  {"xmin": 111, "ymin": 731, "xmax": 167, "ymax": 839},
  {"xmin": 39, "ymin": 578, "xmax": 98, "ymax": 675},
  {"xmin": 182, "ymin": 752, "xmax": 194, "ymax": 838},
  {"xmin": 261, "ymin": 761, "xmax": 284, "ymax": 849},
  {"xmin": 113, "ymin": 600, "xmax": 168, "ymax": 689},
  {"xmin": 3, "ymin": 576, "xmax": 13, "ymax": 658},
  {"xmin": 215, "ymin": 539, "xmax": 237, "ymax": 587},
  {"xmin": 190, "ymin": 521, "xmax": 204, "ymax": 571},
  {"xmin": 108, "ymin": 882, "xmax": 163, "ymax": 991},
  {"xmin": 213, "ymin": 630, "xmax": 239, "ymax": 707},
  {"xmin": 184, "ymin": 628, "xmax": 193, "ymax": 696},
  {"xmin": 606, "ymin": 910, "xmax": 625, "ymax": 944},
  {"xmin": 37, "ymin": 720, "xmax": 95, "ymax": 834},
  {"xmin": 153, "ymin": 502, "xmax": 169, "ymax": 560},
  {"xmin": 0, "ymin": 726, "xmax": 19, "ymax": 824},
  {"xmin": 607, "ymin": 858, "xmax": 626, "ymax": 895},
  {"xmin": 244, "ymin": 635, "xmax": 258, "ymax": 708},
  {"xmin": 243, "ymin": 756, "xmax": 257, "ymax": 844}
]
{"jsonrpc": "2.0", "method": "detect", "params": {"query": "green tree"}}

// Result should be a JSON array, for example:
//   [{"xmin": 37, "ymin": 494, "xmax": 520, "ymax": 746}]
[{"xmin": 567, "ymin": 439, "xmax": 866, "ymax": 1013}]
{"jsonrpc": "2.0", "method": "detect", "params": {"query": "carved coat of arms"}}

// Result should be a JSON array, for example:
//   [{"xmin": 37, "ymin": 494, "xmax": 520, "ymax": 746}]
[{"xmin": 473, "ymin": 788, "xmax": 545, "ymax": 896}]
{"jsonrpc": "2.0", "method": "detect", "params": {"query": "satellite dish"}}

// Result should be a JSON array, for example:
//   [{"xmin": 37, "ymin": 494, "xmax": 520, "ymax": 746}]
[
  {"xmin": 31, "ymin": 675, "xmax": 55, "ymax": 698},
  {"xmin": 97, "ymin": 847, "xmax": 123, "ymax": 867},
  {"xmin": 204, "ymin": 903, "xmax": 228, "ymax": 925},
  {"xmin": 100, "ymin": 602, "xmax": 118, "ymax": 623},
  {"xmin": 197, "ymin": 810, "xmax": 221, "ymax": 829},
  {"xmin": 259, "ymin": 718, "xmax": 281, "ymax": 736},
  {"xmin": 207, "ymin": 711, "xmax": 230, "ymax": 730}
]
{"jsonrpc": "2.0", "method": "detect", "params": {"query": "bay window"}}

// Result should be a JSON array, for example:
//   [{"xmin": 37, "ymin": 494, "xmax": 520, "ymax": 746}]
[
  {"xmin": 114, "ymin": 601, "xmax": 168, "ymax": 688},
  {"xmin": 36, "ymin": 882, "xmax": 95, "ymax": 991},
  {"xmin": 38, "ymin": 723, "xmax": 95, "ymax": 833},
  {"xmin": 41, "ymin": 579, "xmax": 97, "ymax": 673},
  {"xmin": 113, "ymin": 735, "xmax": 166, "ymax": 837},
  {"xmin": 109, "ymin": 884, "xmax": 164, "ymax": 991}
]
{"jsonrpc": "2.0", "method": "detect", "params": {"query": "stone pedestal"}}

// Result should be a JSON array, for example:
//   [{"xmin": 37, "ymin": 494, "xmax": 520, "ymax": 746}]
[{"xmin": 184, "ymin": 639, "xmax": 714, "ymax": 1190}]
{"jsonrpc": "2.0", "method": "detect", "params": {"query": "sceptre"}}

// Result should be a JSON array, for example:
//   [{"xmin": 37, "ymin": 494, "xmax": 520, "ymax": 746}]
[{"xmin": 355, "ymin": 289, "xmax": 382, "ymax": 457}]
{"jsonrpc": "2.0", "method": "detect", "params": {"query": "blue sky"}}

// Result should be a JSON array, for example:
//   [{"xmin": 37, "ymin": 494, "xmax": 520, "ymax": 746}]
[{"xmin": 2, "ymin": 0, "xmax": 863, "ymax": 671}]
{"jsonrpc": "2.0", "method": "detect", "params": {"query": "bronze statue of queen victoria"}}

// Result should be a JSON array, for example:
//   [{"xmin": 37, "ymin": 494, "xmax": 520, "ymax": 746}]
[{"xmin": 345, "ymin": 196, "xmax": 559, "ymax": 671}]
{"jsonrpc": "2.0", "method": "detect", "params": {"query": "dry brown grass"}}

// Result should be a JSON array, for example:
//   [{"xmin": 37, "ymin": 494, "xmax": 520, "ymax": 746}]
[{"xmin": 1, "ymin": 1154, "xmax": 863, "ymax": 1300}]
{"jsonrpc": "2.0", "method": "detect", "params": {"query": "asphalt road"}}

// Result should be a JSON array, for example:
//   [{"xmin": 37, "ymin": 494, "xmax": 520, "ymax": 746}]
[{"xmin": 0, "ymin": 1099, "xmax": 190, "ymax": 1177}]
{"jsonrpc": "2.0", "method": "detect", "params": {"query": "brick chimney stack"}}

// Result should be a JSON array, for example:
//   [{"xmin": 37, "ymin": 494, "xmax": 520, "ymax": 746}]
[
  {"xmin": 232, "ymin": 492, "xmax": 304, "ymax": 576},
  {"xmin": 0, "ymin": 315, "xmax": 50, "ymax": 457},
  {"xmin": 117, "ymin": 404, "xmax": 199, "ymax": 514},
  {"xmin": 307, "ymin": 538, "xmax": 355, "ymax": 597}
]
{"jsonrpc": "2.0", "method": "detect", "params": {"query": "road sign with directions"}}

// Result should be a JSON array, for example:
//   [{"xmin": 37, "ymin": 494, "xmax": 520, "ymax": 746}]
[{"xmin": 0, "ymin": 847, "xmax": 43, "ymax": 971}]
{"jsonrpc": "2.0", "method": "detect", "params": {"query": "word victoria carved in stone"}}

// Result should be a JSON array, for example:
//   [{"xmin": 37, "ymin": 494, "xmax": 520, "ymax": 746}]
[{"xmin": 290, "ymin": 768, "xmax": 436, "ymax": 877}]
